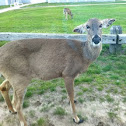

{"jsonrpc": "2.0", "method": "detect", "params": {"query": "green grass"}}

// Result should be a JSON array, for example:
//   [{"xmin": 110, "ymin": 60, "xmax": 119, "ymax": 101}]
[
  {"xmin": 0, "ymin": 41, "xmax": 9, "ymax": 47},
  {"xmin": 25, "ymin": 91, "xmax": 33, "ymax": 98},
  {"xmin": 102, "ymin": 65, "xmax": 112, "ymax": 72},
  {"xmin": 77, "ymin": 91, "xmax": 83, "ymax": 96},
  {"xmin": 110, "ymin": 74, "xmax": 119, "ymax": 80},
  {"xmin": 106, "ymin": 87, "xmax": 118, "ymax": 94},
  {"xmin": 21, "ymin": 1, "xmax": 126, "ymax": 8},
  {"xmin": 61, "ymin": 95, "xmax": 67, "ymax": 101},
  {"xmin": 0, "ymin": 3, "xmax": 126, "ymax": 33},
  {"xmin": 61, "ymin": 89, "xmax": 66, "ymax": 93},
  {"xmin": 75, "ymin": 76, "xmax": 94, "ymax": 85},
  {"xmin": 41, "ymin": 106, "xmax": 50, "ymax": 112},
  {"xmin": 40, "ymin": 103, "xmax": 54, "ymax": 112},
  {"xmin": 0, "ymin": 5, "xmax": 9, "ymax": 10},
  {"xmin": 50, "ymin": 87, "xmax": 56, "ymax": 92},
  {"xmin": 37, "ymin": 118, "xmax": 45, "ymax": 126},
  {"xmin": 78, "ymin": 97, "xmax": 85, "ymax": 103},
  {"xmin": 53, "ymin": 107, "xmax": 66, "ymax": 116},
  {"xmin": 105, "ymin": 95, "xmax": 115, "ymax": 103},
  {"xmin": 23, "ymin": 100, "xmax": 30, "ymax": 108},
  {"xmin": 99, "ymin": 97, "xmax": 106, "ymax": 103},
  {"xmin": 36, "ymin": 118, "xmax": 46, "ymax": 126},
  {"xmin": 108, "ymin": 112, "xmax": 118, "ymax": 120},
  {"xmin": 82, "ymin": 87, "xmax": 89, "ymax": 92},
  {"xmin": 29, "ymin": 110, "xmax": 35, "ymax": 118},
  {"xmin": 0, "ymin": 95, "xmax": 4, "ymax": 102},
  {"xmin": 123, "ymin": 97, "xmax": 126, "ymax": 103},
  {"xmin": 97, "ymin": 86, "xmax": 104, "ymax": 91},
  {"xmin": 27, "ymin": 78, "xmax": 64, "ymax": 96}
]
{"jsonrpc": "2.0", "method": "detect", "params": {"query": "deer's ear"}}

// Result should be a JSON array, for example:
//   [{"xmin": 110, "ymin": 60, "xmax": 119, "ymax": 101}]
[
  {"xmin": 101, "ymin": 19, "xmax": 115, "ymax": 28},
  {"xmin": 73, "ymin": 24, "xmax": 86, "ymax": 34}
]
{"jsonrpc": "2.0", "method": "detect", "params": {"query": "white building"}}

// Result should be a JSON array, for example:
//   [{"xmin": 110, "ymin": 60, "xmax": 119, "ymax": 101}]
[
  {"xmin": 48, "ymin": 0, "xmax": 115, "ymax": 3},
  {"xmin": 22, "ymin": 0, "xmax": 47, "ymax": 4},
  {"xmin": 0, "ymin": 0, "xmax": 115, "ymax": 6}
]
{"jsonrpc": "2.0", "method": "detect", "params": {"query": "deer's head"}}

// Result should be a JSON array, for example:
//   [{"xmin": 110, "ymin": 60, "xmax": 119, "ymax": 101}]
[{"xmin": 73, "ymin": 18, "xmax": 115, "ymax": 47}]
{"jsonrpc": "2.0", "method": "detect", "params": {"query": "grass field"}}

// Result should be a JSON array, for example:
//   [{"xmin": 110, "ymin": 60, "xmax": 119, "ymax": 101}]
[
  {"xmin": 0, "ymin": 1, "xmax": 126, "ymax": 126},
  {"xmin": 0, "ymin": 5, "xmax": 9, "ymax": 10},
  {"xmin": 0, "ymin": 3, "xmax": 126, "ymax": 33},
  {"xmin": 21, "ymin": 0, "xmax": 126, "ymax": 8}
]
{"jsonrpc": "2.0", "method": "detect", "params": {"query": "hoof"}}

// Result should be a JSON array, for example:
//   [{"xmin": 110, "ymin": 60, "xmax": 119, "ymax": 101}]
[
  {"xmin": 73, "ymin": 118, "xmax": 84, "ymax": 124},
  {"xmin": 69, "ymin": 100, "xmax": 77, "ymax": 104},
  {"xmin": 12, "ymin": 111, "xmax": 17, "ymax": 114},
  {"xmin": 9, "ymin": 110, "xmax": 17, "ymax": 114},
  {"xmin": 74, "ymin": 100, "xmax": 77, "ymax": 103}
]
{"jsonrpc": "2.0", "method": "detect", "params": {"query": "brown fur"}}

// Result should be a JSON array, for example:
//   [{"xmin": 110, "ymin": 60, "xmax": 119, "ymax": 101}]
[
  {"xmin": 63, "ymin": 8, "xmax": 73, "ymax": 20},
  {"xmin": 0, "ymin": 18, "xmax": 115, "ymax": 126},
  {"xmin": 0, "ymin": 38, "xmax": 101, "ymax": 126}
]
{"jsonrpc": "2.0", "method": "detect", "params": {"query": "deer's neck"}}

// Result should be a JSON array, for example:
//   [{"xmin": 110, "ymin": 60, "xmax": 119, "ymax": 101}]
[{"xmin": 82, "ymin": 41, "xmax": 102, "ymax": 62}]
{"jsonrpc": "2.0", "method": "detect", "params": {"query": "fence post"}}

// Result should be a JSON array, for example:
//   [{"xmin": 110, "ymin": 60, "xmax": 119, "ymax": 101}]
[{"xmin": 109, "ymin": 26, "xmax": 122, "ymax": 54}]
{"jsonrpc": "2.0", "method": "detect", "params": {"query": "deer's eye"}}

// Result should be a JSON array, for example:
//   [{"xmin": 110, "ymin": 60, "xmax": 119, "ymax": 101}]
[
  {"xmin": 86, "ymin": 25, "xmax": 90, "ymax": 29},
  {"xmin": 99, "ymin": 24, "xmax": 102, "ymax": 28}
]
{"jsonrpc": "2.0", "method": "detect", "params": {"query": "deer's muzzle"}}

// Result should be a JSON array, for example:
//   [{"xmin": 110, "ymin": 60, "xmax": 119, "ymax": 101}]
[{"xmin": 92, "ymin": 35, "xmax": 101, "ymax": 44}]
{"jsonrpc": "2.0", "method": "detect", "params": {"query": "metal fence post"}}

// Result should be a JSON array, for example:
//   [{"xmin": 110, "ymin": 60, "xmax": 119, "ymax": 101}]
[{"xmin": 109, "ymin": 26, "xmax": 122, "ymax": 54}]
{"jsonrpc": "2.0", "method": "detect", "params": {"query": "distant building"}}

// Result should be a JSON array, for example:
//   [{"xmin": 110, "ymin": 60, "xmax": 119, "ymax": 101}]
[
  {"xmin": 48, "ymin": 0, "xmax": 115, "ymax": 3},
  {"xmin": 0, "ymin": 0, "xmax": 115, "ymax": 6}
]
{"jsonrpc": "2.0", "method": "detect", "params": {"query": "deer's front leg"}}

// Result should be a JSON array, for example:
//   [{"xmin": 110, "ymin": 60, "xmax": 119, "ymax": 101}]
[
  {"xmin": 65, "ymin": 13, "xmax": 68, "ymax": 20},
  {"xmin": 64, "ymin": 77, "xmax": 84, "ymax": 124}
]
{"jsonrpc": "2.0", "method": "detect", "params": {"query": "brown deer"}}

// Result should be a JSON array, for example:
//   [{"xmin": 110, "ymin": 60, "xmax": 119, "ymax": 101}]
[
  {"xmin": 0, "ymin": 18, "xmax": 115, "ymax": 126},
  {"xmin": 63, "ymin": 8, "xmax": 73, "ymax": 20}
]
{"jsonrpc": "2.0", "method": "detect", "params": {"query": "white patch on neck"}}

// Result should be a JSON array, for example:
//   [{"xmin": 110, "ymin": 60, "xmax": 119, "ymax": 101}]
[
  {"xmin": 20, "ymin": 122, "xmax": 24, "ymax": 126},
  {"xmin": 91, "ymin": 42, "xmax": 101, "ymax": 47}
]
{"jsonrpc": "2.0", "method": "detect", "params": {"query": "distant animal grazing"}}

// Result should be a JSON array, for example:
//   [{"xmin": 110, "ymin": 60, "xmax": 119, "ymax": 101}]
[
  {"xmin": 0, "ymin": 18, "xmax": 115, "ymax": 126},
  {"xmin": 63, "ymin": 8, "xmax": 73, "ymax": 20}
]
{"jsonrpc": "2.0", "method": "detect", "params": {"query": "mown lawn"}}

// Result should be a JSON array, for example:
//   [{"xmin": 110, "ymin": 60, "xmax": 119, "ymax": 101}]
[
  {"xmin": 0, "ymin": 5, "xmax": 9, "ymax": 10},
  {"xmin": 0, "ymin": 3, "xmax": 126, "ymax": 33},
  {"xmin": 21, "ymin": 0, "xmax": 126, "ymax": 8}
]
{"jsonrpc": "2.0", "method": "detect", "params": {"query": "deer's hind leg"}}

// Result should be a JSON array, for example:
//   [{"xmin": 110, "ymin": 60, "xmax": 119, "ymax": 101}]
[
  {"xmin": 11, "ymin": 76, "xmax": 30, "ymax": 126},
  {"xmin": 15, "ymin": 88, "xmax": 27, "ymax": 126},
  {"xmin": 12, "ymin": 89, "xmax": 18, "ymax": 112},
  {"xmin": 0, "ymin": 80, "xmax": 16, "ymax": 114}
]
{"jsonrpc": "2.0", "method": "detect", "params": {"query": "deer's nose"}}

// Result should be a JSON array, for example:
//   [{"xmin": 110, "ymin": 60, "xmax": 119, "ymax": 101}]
[{"xmin": 92, "ymin": 35, "xmax": 101, "ymax": 44}]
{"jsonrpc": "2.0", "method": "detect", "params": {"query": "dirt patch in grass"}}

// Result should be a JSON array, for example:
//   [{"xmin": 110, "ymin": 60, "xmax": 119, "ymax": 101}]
[{"xmin": 0, "ymin": 85, "xmax": 126, "ymax": 126}]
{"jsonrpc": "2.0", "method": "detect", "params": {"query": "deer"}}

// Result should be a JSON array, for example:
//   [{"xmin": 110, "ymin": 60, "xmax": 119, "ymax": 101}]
[
  {"xmin": 63, "ymin": 8, "xmax": 73, "ymax": 20},
  {"xmin": 0, "ymin": 18, "xmax": 115, "ymax": 126}
]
